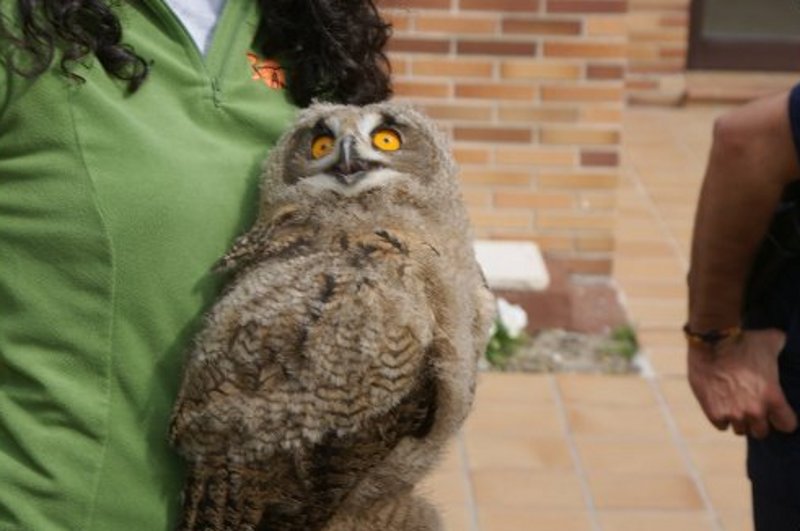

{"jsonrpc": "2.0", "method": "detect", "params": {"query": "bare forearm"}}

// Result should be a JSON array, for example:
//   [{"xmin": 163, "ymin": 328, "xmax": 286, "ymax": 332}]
[{"xmin": 688, "ymin": 91, "xmax": 799, "ymax": 331}]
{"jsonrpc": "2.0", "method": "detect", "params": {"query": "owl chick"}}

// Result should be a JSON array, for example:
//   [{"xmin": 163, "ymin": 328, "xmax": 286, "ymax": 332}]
[{"xmin": 170, "ymin": 102, "xmax": 495, "ymax": 531}]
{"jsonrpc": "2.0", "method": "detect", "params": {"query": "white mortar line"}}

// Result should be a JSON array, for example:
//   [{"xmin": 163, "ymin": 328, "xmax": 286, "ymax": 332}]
[
  {"xmin": 456, "ymin": 430, "xmax": 481, "ymax": 531},
  {"xmin": 549, "ymin": 375, "xmax": 603, "ymax": 531},
  {"xmin": 646, "ymin": 377, "xmax": 726, "ymax": 531}
]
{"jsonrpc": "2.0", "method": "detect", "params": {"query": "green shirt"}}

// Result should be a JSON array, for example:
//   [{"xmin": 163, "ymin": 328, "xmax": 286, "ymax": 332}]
[{"xmin": 0, "ymin": 1, "xmax": 296, "ymax": 529}]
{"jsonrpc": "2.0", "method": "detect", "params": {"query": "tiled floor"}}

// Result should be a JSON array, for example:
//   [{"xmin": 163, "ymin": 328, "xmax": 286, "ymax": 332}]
[{"xmin": 420, "ymin": 103, "xmax": 757, "ymax": 530}]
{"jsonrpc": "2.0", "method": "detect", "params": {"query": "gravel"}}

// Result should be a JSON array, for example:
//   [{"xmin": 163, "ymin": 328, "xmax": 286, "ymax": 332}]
[{"xmin": 482, "ymin": 328, "xmax": 639, "ymax": 374}]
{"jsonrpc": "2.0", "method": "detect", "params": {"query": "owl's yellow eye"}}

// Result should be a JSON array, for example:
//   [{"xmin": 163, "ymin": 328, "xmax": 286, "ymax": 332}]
[
  {"xmin": 372, "ymin": 129, "xmax": 401, "ymax": 152},
  {"xmin": 311, "ymin": 135, "xmax": 335, "ymax": 159}
]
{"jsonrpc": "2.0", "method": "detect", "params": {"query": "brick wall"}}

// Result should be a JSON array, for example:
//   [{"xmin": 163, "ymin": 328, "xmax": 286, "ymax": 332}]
[
  {"xmin": 626, "ymin": 0, "xmax": 689, "ymax": 103},
  {"xmin": 381, "ymin": 0, "xmax": 627, "ymax": 277}
]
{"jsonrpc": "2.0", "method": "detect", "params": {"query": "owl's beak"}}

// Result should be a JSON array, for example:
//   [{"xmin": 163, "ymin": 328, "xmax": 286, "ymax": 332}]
[{"xmin": 331, "ymin": 135, "xmax": 378, "ymax": 186}]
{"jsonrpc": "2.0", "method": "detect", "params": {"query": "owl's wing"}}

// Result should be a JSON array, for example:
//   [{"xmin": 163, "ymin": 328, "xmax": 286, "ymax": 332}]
[{"xmin": 213, "ymin": 204, "xmax": 317, "ymax": 273}]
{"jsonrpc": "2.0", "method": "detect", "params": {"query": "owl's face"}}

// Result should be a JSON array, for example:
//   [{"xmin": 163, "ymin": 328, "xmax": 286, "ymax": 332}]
[{"xmin": 271, "ymin": 102, "xmax": 453, "ymax": 199}]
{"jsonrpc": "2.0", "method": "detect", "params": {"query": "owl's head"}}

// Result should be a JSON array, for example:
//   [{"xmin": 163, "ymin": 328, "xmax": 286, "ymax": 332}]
[{"xmin": 259, "ymin": 102, "xmax": 458, "ymax": 211}]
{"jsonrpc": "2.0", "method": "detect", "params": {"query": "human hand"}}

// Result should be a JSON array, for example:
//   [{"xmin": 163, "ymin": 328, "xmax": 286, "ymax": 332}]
[{"xmin": 687, "ymin": 328, "xmax": 797, "ymax": 439}]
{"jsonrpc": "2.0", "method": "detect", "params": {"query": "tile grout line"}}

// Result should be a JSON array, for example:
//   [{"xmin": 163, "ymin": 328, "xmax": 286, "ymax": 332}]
[
  {"xmin": 548, "ymin": 375, "xmax": 603, "ymax": 531},
  {"xmin": 646, "ymin": 377, "xmax": 726, "ymax": 531},
  {"xmin": 455, "ymin": 430, "xmax": 481, "ymax": 531},
  {"xmin": 621, "ymin": 109, "xmax": 709, "ymax": 273},
  {"xmin": 622, "ymin": 155, "xmax": 690, "ymax": 273},
  {"xmin": 613, "ymin": 162, "xmax": 678, "ymax": 380}
]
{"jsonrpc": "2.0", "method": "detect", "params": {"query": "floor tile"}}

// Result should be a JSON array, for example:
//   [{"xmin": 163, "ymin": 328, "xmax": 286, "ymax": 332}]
[
  {"xmin": 656, "ymin": 376, "xmax": 700, "ymax": 410},
  {"xmin": 703, "ymin": 475, "xmax": 752, "ymax": 511},
  {"xmin": 614, "ymin": 258, "xmax": 685, "ymax": 280},
  {"xmin": 637, "ymin": 328, "xmax": 686, "ymax": 349},
  {"xmin": 644, "ymin": 348, "xmax": 688, "ymax": 377},
  {"xmin": 615, "ymin": 280, "xmax": 686, "ymax": 300},
  {"xmin": 588, "ymin": 474, "xmax": 704, "ymax": 510},
  {"xmin": 718, "ymin": 510, "xmax": 754, "ymax": 531},
  {"xmin": 464, "ymin": 401, "xmax": 564, "ymax": 439},
  {"xmin": 598, "ymin": 510, "xmax": 716, "ymax": 531},
  {"xmin": 471, "ymin": 469, "xmax": 586, "ymax": 509},
  {"xmin": 567, "ymin": 405, "xmax": 672, "ymax": 440},
  {"xmin": 465, "ymin": 435, "xmax": 574, "ymax": 472},
  {"xmin": 475, "ymin": 372, "xmax": 556, "ymax": 404},
  {"xmin": 477, "ymin": 509, "xmax": 593, "ymax": 531},
  {"xmin": 556, "ymin": 373, "xmax": 657, "ymax": 408},
  {"xmin": 625, "ymin": 300, "xmax": 685, "ymax": 326},
  {"xmin": 670, "ymin": 405, "xmax": 736, "ymax": 442},
  {"xmin": 435, "ymin": 504, "xmax": 475, "ymax": 531},
  {"xmin": 419, "ymin": 463, "xmax": 470, "ymax": 507},
  {"xmin": 575, "ymin": 439, "xmax": 685, "ymax": 475},
  {"xmin": 687, "ymin": 440, "xmax": 747, "ymax": 476}
]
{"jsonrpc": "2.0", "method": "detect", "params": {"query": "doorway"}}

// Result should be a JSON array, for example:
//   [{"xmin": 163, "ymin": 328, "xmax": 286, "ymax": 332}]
[{"xmin": 688, "ymin": 0, "xmax": 800, "ymax": 71}]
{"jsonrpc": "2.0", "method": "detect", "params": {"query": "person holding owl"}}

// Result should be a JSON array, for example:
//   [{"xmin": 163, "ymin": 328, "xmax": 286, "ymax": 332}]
[{"xmin": 0, "ymin": 1, "xmax": 396, "ymax": 530}]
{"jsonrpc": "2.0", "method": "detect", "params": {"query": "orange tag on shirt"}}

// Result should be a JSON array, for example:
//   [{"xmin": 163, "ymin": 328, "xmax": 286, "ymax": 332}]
[{"xmin": 247, "ymin": 53, "xmax": 286, "ymax": 90}]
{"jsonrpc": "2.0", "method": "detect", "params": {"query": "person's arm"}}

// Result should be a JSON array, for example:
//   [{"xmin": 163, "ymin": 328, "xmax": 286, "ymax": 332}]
[{"xmin": 687, "ymin": 90, "xmax": 800, "ymax": 439}]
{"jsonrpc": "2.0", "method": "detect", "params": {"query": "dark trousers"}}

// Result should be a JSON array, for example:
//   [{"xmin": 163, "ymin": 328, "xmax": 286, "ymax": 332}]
[
  {"xmin": 746, "ymin": 267, "xmax": 800, "ymax": 530},
  {"xmin": 751, "ymin": 481, "xmax": 800, "ymax": 531},
  {"xmin": 748, "ymin": 351, "xmax": 800, "ymax": 530}
]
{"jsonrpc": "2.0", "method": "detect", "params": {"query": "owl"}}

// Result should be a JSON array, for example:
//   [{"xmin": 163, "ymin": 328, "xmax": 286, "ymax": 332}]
[{"xmin": 169, "ymin": 102, "xmax": 496, "ymax": 531}]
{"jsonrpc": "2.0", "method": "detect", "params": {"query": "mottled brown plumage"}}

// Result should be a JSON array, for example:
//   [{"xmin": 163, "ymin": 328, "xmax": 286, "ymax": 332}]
[{"xmin": 170, "ymin": 102, "xmax": 495, "ymax": 530}]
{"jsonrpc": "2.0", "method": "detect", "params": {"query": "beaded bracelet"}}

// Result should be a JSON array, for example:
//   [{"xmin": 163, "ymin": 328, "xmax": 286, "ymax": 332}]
[{"xmin": 682, "ymin": 323, "xmax": 743, "ymax": 347}]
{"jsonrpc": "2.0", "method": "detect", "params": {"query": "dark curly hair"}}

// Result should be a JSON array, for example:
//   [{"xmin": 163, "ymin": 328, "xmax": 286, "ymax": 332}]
[{"xmin": 0, "ymin": 0, "xmax": 392, "ymax": 105}]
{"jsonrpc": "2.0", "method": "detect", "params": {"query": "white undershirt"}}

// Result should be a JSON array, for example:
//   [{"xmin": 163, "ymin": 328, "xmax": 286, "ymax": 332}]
[{"xmin": 163, "ymin": 0, "xmax": 228, "ymax": 56}]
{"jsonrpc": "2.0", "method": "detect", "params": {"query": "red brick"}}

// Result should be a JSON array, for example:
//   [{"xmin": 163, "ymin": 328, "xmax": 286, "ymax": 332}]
[
  {"xmin": 502, "ymin": 18, "xmax": 582, "ymax": 35},
  {"xmin": 544, "ymin": 41, "xmax": 626, "ymax": 59},
  {"xmin": 660, "ymin": 47, "xmax": 687, "ymax": 59},
  {"xmin": 460, "ymin": 170, "xmax": 532, "ymax": 186},
  {"xmin": 454, "ymin": 126, "xmax": 533, "ymax": 143},
  {"xmin": 541, "ymin": 85, "xmax": 623, "ymax": 102},
  {"xmin": 388, "ymin": 38, "xmax": 450, "ymax": 54},
  {"xmin": 661, "ymin": 14, "xmax": 689, "ymax": 27},
  {"xmin": 498, "ymin": 105, "xmax": 580, "ymax": 123},
  {"xmin": 457, "ymin": 40, "xmax": 537, "ymax": 56},
  {"xmin": 580, "ymin": 150, "xmax": 619, "ymax": 167},
  {"xmin": 422, "ymin": 104, "xmax": 493, "ymax": 121},
  {"xmin": 539, "ymin": 172, "xmax": 618, "ymax": 189},
  {"xmin": 582, "ymin": 107, "xmax": 623, "ymax": 123},
  {"xmin": 412, "ymin": 58, "xmax": 493, "ymax": 77},
  {"xmin": 456, "ymin": 41, "xmax": 536, "ymax": 56},
  {"xmin": 379, "ymin": 0, "xmax": 450, "ymax": 8},
  {"xmin": 453, "ymin": 147, "xmax": 491, "ymax": 164},
  {"xmin": 415, "ymin": 15, "xmax": 498, "ymax": 34},
  {"xmin": 383, "ymin": 12, "xmax": 411, "ymax": 32},
  {"xmin": 628, "ymin": 62, "xmax": 684, "ymax": 74},
  {"xmin": 456, "ymin": 83, "xmax": 536, "ymax": 101},
  {"xmin": 546, "ymin": 0, "xmax": 626, "ymax": 14},
  {"xmin": 393, "ymin": 81, "xmax": 450, "ymax": 98},
  {"xmin": 625, "ymin": 79, "xmax": 660, "ymax": 91},
  {"xmin": 563, "ymin": 257, "xmax": 613, "ymax": 276},
  {"xmin": 587, "ymin": 63, "xmax": 625, "ymax": 80},
  {"xmin": 494, "ymin": 192, "xmax": 574, "ymax": 209},
  {"xmin": 462, "ymin": 0, "xmax": 540, "ymax": 11},
  {"xmin": 390, "ymin": 57, "xmax": 409, "ymax": 76},
  {"xmin": 470, "ymin": 210, "xmax": 533, "ymax": 229}
]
